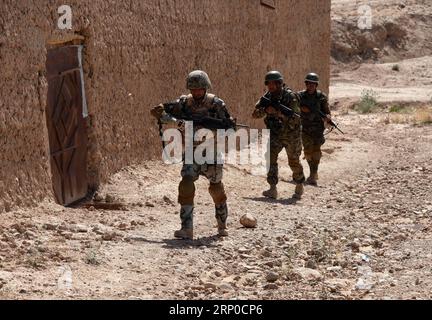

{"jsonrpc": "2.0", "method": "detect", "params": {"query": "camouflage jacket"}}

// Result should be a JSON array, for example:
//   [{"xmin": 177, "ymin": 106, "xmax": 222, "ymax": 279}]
[
  {"xmin": 163, "ymin": 93, "xmax": 232, "ymax": 153},
  {"xmin": 253, "ymin": 87, "xmax": 301, "ymax": 138},
  {"xmin": 298, "ymin": 90, "xmax": 330, "ymax": 134},
  {"xmin": 164, "ymin": 93, "xmax": 231, "ymax": 124}
]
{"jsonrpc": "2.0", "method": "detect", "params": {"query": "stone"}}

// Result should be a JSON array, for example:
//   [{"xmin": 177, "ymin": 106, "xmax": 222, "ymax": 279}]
[
  {"xmin": 218, "ymin": 283, "xmax": 234, "ymax": 292},
  {"xmin": 203, "ymin": 282, "xmax": 217, "ymax": 290},
  {"xmin": 117, "ymin": 223, "xmax": 128, "ymax": 230},
  {"xmin": 105, "ymin": 194, "xmax": 115, "ymax": 203},
  {"xmin": 350, "ymin": 240, "xmax": 361, "ymax": 252},
  {"xmin": 264, "ymin": 283, "xmax": 278, "ymax": 290},
  {"xmin": 92, "ymin": 224, "xmax": 113, "ymax": 235},
  {"xmin": 261, "ymin": 249, "xmax": 272, "ymax": 258},
  {"xmin": 126, "ymin": 234, "xmax": 147, "ymax": 241},
  {"xmin": 94, "ymin": 193, "xmax": 104, "ymax": 202},
  {"xmin": 102, "ymin": 231, "xmax": 118, "ymax": 241},
  {"xmin": 293, "ymin": 267, "xmax": 323, "ymax": 281},
  {"xmin": 214, "ymin": 270, "xmax": 223, "ymax": 277},
  {"xmin": 238, "ymin": 247, "xmax": 252, "ymax": 254},
  {"xmin": 266, "ymin": 271, "xmax": 279, "ymax": 282},
  {"xmin": 70, "ymin": 224, "xmax": 88, "ymax": 233},
  {"xmin": 326, "ymin": 266, "xmax": 342, "ymax": 272},
  {"xmin": 61, "ymin": 232, "xmax": 73, "ymax": 239},
  {"xmin": 43, "ymin": 223, "xmax": 58, "ymax": 231},
  {"xmin": 305, "ymin": 259, "xmax": 318, "ymax": 269},
  {"xmin": 372, "ymin": 240, "xmax": 383, "ymax": 248},
  {"xmin": 240, "ymin": 213, "xmax": 257, "ymax": 228},
  {"xmin": 163, "ymin": 196, "xmax": 174, "ymax": 205},
  {"xmin": 24, "ymin": 230, "xmax": 37, "ymax": 239},
  {"xmin": 324, "ymin": 279, "xmax": 353, "ymax": 292}
]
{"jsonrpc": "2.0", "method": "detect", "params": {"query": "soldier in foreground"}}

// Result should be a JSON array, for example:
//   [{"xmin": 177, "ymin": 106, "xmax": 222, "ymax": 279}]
[
  {"xmin": 150, "ymin": 70, "xmax": 234, "ymax": 240},
  {"xmin": 298, "ymin": 73, "xmax": 332, "ymax": 186},
  {"xmin": 252, "ymin": 71, "xmax": 305, "ymax": 200}
]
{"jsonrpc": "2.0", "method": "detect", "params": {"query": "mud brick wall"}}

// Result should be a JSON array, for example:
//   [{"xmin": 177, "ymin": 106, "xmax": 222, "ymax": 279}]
[{"xmin": 0, "ymin": 0, "xmax": 331, "ymax": 212}]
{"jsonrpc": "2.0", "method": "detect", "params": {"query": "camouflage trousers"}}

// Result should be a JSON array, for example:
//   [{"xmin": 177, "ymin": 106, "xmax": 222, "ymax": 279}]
[
  {"xmin": 302, "ymin": 130, "xmax": 325, "ymax": 174},
  {"xmin": 177, "ymin": 163, "xmax": 228, "ymax": 229},
  {"xmin": 266, "ymin": 134, "xmax": 305, "ymax": 186}
]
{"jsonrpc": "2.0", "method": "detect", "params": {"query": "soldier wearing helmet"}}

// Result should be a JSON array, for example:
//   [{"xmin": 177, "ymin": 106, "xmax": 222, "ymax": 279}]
[
  {"xmin": 150, "ymin": 70, "xmax": 233, "ymax": 240},
  {"xmin": 252, "ymin": 71, "xmax": 305, "ymax": 200},
  {"xmin": 298, "ymin": 72, "xmax": 332, "ymax": 186}
]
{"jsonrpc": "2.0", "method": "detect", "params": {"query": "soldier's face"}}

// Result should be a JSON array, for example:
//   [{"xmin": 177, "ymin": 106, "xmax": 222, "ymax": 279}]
[
  {"xmin": 190, "ymin": 88, "xmax": 206, "ymax": 100},
  {"xmin": 305, "ymin": 81, "xmax": 318, "ymax": 93},
  {"xmin": 267, "ymin": 81, "xmax": 282, "ymax": 93}
]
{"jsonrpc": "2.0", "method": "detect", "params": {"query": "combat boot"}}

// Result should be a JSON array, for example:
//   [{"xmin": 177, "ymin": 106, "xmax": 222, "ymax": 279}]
[
  {"xmin": 306, "ymin": 162, "xmax": 319, "ymax": 186},
  {"xmin": 174, "ymin": 228, "xmax": 193, "ymax": 240},
  {"xmin": 174, "ymin": 205, "xmax": 194, "ymax": 240},
  {"xmin": 293, "ymin": 183, "xmax": 304, "ymax": 199},
  {"xmin": 215, "ymin": 203, "xmax": 229, "ymax": 237},
  {"xmin": 217, "ymin": 220, "xmax": 228, "ymax": 237},
  {"xmin": 306, "ymin": 172, "xmax": 318, "ymax": 186},
  {"xmin": 263, "ymin": 185, "xmax": 278, "ymax": 199}
]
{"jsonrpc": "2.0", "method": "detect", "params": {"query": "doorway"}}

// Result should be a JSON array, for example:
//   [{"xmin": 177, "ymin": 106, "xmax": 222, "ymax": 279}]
[{"xmin": 45, "ymin": 44, "xmax": 88, "ymax": 205}]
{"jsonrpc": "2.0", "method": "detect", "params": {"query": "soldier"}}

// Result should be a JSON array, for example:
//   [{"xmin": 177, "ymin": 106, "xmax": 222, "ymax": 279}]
[
  {"xmin": 150, "ymin": 70, "xmax": 233, "ymax": 240},
  {"xmin": 298, "ymin": 73, "xmax": 332, "ymax": 186},
  {"xmin": 252, "ymin": 71, "xmax": 305, "ymax": 199}
]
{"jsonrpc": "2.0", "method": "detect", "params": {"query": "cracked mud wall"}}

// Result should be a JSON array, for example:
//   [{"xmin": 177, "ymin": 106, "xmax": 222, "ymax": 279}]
[{"xmin": 0, "ymin": 0, "xmax": 330, "ymax": 212}]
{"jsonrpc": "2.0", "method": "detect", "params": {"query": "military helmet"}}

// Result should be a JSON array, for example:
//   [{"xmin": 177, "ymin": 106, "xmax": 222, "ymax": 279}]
[
  {"xmin": 186, "ymin": 70, "xmax": 212, "ymax": 90},
  {"xmin": 264, "ymin": 71, "xmax": 284, "ymax": 85},
  {"xmin": 305, "ymin": 73, "xmax": 320, "ymax": 84}
]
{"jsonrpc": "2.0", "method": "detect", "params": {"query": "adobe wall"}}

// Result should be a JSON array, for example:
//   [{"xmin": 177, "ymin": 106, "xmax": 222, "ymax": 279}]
[{"xmin": 0, "ymin": 0, "xmax": 331, "ymax": 212}]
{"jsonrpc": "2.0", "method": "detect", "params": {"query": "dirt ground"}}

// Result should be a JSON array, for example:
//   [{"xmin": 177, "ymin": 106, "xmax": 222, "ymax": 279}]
[
  {"xmin": 1, "ymin": 0, "xmax": 432, "ymax": 300},
  {"xmin": 0, "ymin": 111, "xmax": 431, "ymax": 300}
]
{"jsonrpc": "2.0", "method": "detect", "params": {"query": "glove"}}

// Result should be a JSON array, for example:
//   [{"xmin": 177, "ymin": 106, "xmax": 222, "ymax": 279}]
[{"xmin": 150, "ymin": 104, "xmax": 164, "ymax": 119}]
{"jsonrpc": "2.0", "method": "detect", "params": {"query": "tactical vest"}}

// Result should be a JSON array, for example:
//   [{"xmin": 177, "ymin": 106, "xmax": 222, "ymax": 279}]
[
  {"xmin": 181, "ymin": 93, "xmax": 217, "ymax": 118},
  {"xmin": 264, "ymin": 88, "xmax": 301, "ymax": 134},
  {"xmin": 180, "ymin": 93, "xmax": 221, "ymax": 150},
  {"xmin": 299, "ymin": 90, "xmax": 325, "ymax": 132}
]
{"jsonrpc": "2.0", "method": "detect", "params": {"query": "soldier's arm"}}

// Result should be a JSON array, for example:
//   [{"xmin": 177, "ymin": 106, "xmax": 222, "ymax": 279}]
[
  {"xmin": 212, "ymin": 97, "xmax": 231, "ymax": 120},
  {"xmin": 320, "ymin": 93, "xmax": 331, "ymax": 116},
  {"xmin": 150, "ymin": 96, "xmax": 186, "ymax": 120},
  {"xmin": 287, "ymin": 92, "xmax": 301, "ymax": 114},
  {"xmin": 163, "ymin": 96, "xmax": 187, "ymax": 118},
  {"xmin": 252, "ymin": 100, "xmax": 266, "ymax": 119}
]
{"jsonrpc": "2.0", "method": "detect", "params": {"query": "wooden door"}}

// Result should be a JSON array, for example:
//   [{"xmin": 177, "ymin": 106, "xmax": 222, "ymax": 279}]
[{"xmin": 46, "ymin": 45, "xmax": 88, "ymax": 205}]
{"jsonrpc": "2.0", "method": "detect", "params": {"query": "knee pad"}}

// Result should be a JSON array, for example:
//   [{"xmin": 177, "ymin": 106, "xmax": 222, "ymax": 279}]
[
  {"xmin": 312, "ymin": 147, "xmax": 322, "ymax": 163},
  {"xmin": 178, "ymin": 176, "xmax": 195, "ymax": 205},
  {"xmin": 303, "ymin": 149, "xmax": 313, "ymax": 162},
  {"xmin": 208, "ymin": 182, "xmax": 227, "ymax": 206}
]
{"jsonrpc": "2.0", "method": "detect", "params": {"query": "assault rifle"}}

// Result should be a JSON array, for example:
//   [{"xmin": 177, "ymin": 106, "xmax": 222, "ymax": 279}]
[
  {"xmin": 160, "ymin": 113, "xmax": 249, "ymax": 130},
  {"xmin": 259, "ymin": 95, "xmax": 301, "ymax": 118},
  {"xmin": 320, "ymin": 111, "xmax": 344, "ymax": 135},
  {"xmin": 301, "ymin": 100, "xmax": 345, "ymax": 135}
]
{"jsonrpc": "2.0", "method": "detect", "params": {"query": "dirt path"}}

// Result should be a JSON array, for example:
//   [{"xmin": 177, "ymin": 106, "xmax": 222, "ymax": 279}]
[{"xmin": 1, "ymin": 111, "xmax": 431, "ymax": 300}]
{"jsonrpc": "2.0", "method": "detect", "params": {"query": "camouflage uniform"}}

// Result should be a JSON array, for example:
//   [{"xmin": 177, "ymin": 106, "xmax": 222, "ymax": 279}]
[
  {"xmin": 161, "ymin": 92, "xmax": 231, "ymax": 238},
  {"xmin": 253, "ymin": 87, "xmax": 305, "ymax": 189},
  {"xmin": 298, "ymin": 89, "xmax": 331, "ymax": 182}
]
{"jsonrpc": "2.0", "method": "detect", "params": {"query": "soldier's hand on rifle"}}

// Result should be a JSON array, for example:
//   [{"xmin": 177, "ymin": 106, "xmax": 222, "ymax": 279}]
[
  {"xmin": 150, "ymin": 104, "xmax": 164, "ymax": 119},
  {"xmin": 323, "ymin": 114, "xmax": 332, "ymax": 129},
  {"xmin": 265, "ymin": 105, "xmax": 278, "ymax": 115}
]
